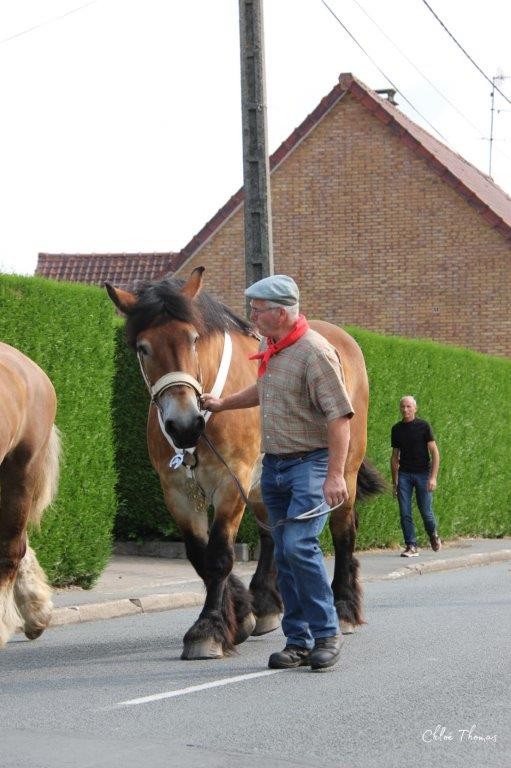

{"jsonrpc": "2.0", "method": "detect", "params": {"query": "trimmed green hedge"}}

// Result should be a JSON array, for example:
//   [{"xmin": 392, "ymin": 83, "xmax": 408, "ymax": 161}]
[
  {"xmin": 112, "ymin": 325, "xmax": 173, "ymax": 540},
  {"xmin": 0, "ymin": 275, "xmax": 117, "ymax": 586},
  {"xmin": 113, "ymin": 320, "xmax": 511, "ymax": 551},
  {"xmin": 3, "ymin": 272, "xmax": 508, "ymax": 583},
  {"xmin": 342, "ymin": 328, "xmax": 511, "ymax": 550}
]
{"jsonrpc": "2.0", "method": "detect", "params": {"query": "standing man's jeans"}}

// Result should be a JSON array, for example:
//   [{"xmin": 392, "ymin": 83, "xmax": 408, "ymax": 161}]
[
  {"xmin": 397, "ymin": 471, "xmax": 437, "ymax": 546},
  {"xmin": 261, "ymin": 449, "xmax": 339, "ymax": 649}
]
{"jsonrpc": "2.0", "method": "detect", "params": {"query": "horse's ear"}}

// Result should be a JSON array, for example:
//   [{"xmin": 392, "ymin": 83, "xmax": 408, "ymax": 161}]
[
  {"xmin": 105, "ymin": 283, "xmax": 137, "ymax": 314},
  {"xmin": 180, "ymin": 267, "xmax": 205, "ymax": 299}
]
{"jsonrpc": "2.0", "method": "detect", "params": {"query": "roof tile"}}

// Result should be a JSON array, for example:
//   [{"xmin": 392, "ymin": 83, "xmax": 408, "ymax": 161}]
[{"xmin": 35, "ymin": 252, "xmax": 177, "ymax": 288}]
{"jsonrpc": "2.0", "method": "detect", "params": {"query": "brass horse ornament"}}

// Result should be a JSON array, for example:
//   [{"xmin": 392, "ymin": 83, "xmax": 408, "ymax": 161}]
[
  {"xmin": 106, "ymin": 267, "xmax": 384, "ymax": 660},
  {"xmin": 0, "ymin": 342, "xmax": 60, "ymax": 648}
]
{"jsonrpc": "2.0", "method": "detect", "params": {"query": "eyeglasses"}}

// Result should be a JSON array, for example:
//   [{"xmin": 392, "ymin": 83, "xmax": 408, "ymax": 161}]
[{"xmin": 249, "ymin": 305, "xmax": 279, "ymax": 316}]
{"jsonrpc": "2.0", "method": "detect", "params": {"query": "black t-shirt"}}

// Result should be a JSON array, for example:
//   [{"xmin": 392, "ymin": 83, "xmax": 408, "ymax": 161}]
[{"xmin": 391, "ymin": 418, "xmax": 434, "ymax": 472}]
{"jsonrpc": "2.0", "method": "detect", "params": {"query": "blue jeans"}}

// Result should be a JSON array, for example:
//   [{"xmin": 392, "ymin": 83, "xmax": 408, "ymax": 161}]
[
  {"xmin": 261, "ymin": 449, "xmax": 339, "ymax": 649},
  {"xmin": 397, "ymin": 471, "xmax": 437, "ymax": 546}
]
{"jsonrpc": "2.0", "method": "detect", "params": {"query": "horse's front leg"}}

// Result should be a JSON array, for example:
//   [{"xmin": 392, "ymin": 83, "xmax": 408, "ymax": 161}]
[{"xmin": 181, "ymin": 493, "xmax": 254, "ymax": 660}]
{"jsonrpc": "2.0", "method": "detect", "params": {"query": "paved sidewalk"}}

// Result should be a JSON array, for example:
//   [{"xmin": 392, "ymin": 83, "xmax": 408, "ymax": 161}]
[{"xmin": 49, "ymin": 538, "xmax": 511, "ymax": 629}]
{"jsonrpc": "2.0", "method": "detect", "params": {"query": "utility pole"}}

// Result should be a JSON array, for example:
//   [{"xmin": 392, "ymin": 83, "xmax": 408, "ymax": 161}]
[{"xmin": 238, "ymin": 0, "xmax": 274, "ymax": 303}]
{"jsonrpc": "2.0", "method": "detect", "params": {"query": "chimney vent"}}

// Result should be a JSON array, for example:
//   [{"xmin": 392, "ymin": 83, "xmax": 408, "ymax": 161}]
[{"xmin": 376, "ymin": 88, "xmax": 398, "ymax": 105}]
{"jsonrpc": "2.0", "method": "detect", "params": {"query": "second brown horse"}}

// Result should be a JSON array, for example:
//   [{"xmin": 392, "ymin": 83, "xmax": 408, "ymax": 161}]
[{"xmin": 0, "ymin": 342, "xmax": 60, "ymax": 648}]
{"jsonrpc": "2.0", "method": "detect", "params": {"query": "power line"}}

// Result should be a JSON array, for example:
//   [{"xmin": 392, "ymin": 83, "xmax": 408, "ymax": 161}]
[
  {"xmin": 420, "ymin": 0, "xmax": 511, "ymax": 106},
  {"xmin": 349, "ymin": 0, "xmax": 486, "ymax": 138},
  {"xmin": 0, "ymin": 1, "xmax": 97, "ymax": 46},
  {"xmin": 319, "ymin": 0, "xmax": 449, "ymax": 142}
]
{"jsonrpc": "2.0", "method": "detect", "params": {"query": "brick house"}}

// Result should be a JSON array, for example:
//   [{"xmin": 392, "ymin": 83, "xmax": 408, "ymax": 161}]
[{"xmin": 37, "ymin": 73, "xmax": 511, "ymax": 356}]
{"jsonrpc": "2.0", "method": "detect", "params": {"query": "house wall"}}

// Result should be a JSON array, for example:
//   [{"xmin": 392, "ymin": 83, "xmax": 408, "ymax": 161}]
[{"xmin": 176, "ymin": 93, "xmax": 511, "ymax": 357}]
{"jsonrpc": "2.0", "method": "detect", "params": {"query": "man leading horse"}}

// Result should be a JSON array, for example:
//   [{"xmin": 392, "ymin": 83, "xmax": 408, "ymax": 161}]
[{"xmin": 202, "ymin": 275, "xmax": 353, "ymax": 672}]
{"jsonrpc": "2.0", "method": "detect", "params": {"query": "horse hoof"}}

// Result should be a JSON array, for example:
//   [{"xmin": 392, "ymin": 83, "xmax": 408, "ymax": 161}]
[
  {"xmin": 341, "ymin": 620, "xmax": 355, "ymax": 635},
  {"xmin": 234, "ymin": 612, "xmax": 257, "ymax": 645},
  {"xmin": 252, "ymin": 613, "xmax": 281, "ymax": 636},
  {"xmin": 24, "ymin": 614, "xmax": 51, "ymax": 640},
  {"xmin": 24, "ymin": 626, "xmax": 45, "ymax": 640},
  {"xmin": 181, "ymin": 639, "xmax": 223, "ymax": 660}
]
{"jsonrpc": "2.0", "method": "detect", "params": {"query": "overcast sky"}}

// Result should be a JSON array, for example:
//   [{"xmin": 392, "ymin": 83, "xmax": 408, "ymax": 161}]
[{"xmin": 1, "ymin": 0, "xmax": 510, "ymax": 275}]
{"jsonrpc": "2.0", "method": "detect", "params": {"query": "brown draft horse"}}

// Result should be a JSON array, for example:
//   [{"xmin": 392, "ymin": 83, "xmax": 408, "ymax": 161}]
[
  {"xmin": 106, "ymin": 267, "xmax": 384, "ymax": 660},
  {"xmin": 0, "ymin": 342, "xmax": 60, "ymax": 648}
]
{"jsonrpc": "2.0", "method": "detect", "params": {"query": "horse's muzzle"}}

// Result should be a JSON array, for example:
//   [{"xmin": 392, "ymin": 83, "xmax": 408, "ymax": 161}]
[{"xmin": 164, "ymin": 414, "xmax": 206, "ymax": 449}]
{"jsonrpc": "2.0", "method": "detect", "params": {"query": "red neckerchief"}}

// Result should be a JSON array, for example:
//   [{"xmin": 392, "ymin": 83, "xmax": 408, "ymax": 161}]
[{"xmin": 249, "ymin": 314, "xmax": 310, "ymax": 377}]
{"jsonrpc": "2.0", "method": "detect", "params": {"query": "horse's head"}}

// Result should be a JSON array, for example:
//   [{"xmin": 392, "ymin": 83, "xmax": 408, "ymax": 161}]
[{"xmin": 106, "ymin": 268, "xmax": 207, "ymax": 449}]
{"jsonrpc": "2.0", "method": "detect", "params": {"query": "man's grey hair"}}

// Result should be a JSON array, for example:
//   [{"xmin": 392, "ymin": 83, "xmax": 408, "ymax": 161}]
[
  {"xmin": 400, "ymin": 395, "xmax": 417, "ymax": 406},
  {"xmin": 264, "ymin": 301, "xmax": 300, "ymax": 321},
  {"xmin": 284, "ymin": 303, "xmax": 299, "ymax": 321}
]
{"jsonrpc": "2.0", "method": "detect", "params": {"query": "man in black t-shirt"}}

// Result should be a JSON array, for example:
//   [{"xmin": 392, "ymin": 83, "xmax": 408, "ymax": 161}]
[{"xmin": 390, "ymin": 396, "xmax": 440, "ymax": 557}]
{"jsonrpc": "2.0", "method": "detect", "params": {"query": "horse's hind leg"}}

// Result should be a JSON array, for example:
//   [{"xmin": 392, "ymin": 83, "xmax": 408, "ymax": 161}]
[
  {"xmin": 0, "ymin": 438, "xmax": 57, "ymax": 647},
  {"xmin": 14, "ymin": 542, "xmax": 52, "ymax": 640},
  {"xmin": 248, "ymin": 502, "xmax": 283, "ymax": 636},
  {"xmin": 329, "ymin": 472, "xmax": 363, "ymax": 634},
  {"xmin": 0, "ymin": 461, "xmax": 31, "ymax": 647},
  {"xmin": 0, "ymin": 556, "xmax": 22, "ymax": 648}
]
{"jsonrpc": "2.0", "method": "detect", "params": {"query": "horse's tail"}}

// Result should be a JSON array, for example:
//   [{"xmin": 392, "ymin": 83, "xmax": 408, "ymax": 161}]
[
  {"xmin": 30, "ymin": 424, "xmax": 61, "ymax": 525},
  {"xmin": 356, "ymin": 458, "xmax": 388, "ymax": 502}
]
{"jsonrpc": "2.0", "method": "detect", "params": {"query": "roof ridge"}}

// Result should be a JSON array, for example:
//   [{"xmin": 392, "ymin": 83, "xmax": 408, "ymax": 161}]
[
  {"xmin": 343, "ymin": 73, "xmax": 511, "ymax": 230},
  {"xmin": 169, "ymin": 79, "xmax": 349, "ymax": 275},
  {"xmin": 171, "ymin": 72, "xmax": 511, "ymax": 275}
]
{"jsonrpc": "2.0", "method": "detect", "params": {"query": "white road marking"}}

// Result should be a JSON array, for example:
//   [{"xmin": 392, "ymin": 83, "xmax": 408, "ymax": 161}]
[{"xmin": 107, "ymin": 669, "xmax": 283, "ymax": 709}]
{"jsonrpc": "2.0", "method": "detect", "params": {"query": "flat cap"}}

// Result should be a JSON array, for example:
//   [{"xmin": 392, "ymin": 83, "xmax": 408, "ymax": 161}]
[{"xmin": 244, "ymin": 274, "xmax": 299, "ymax": 306}]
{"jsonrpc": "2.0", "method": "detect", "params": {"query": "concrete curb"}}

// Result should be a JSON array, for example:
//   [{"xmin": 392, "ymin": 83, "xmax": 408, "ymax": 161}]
[
  {"xmin": 46, "ymin": 549, "xmax": 511, "ymax": 628},
  {"xmin": 114, "ymin": 541, "xmax": 251, "ymax": 562},
  {"xmin": 377, "ymin": 549, "xmax": 511, "ymax": 581},
  {"xmin": 50, "ymin": 592, "xmax": 204, "ymax": 628}
]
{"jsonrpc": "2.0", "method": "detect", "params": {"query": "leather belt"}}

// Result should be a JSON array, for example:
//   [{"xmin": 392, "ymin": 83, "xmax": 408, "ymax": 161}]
[{"xmin": 272, "ymin": 451, "xmax": 313, "ymax": 460}]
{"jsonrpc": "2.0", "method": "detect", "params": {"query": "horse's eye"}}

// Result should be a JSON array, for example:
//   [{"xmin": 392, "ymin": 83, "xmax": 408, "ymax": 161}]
[
  {"xmin": 192, "ymin": 334, "xmax": 199, "ymax": 346},
  {"xmin": 137, "ymin": 342, "xmax": 150, "ymax": 356}
]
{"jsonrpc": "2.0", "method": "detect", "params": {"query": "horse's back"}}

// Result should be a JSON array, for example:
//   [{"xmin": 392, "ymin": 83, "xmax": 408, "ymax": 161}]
[
  {"xmin": 0, "ymin": 342, "xmax": 56, "ymax": 460},
  {"xmin": 0, "ymin": 342, "xmax": 56, "ymax": 399}
]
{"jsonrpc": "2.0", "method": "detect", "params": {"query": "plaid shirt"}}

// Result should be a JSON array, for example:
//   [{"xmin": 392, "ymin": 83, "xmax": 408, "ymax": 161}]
[{"xmin": 256, "ymin": 329, "xmax": 354, "ymax": 454}]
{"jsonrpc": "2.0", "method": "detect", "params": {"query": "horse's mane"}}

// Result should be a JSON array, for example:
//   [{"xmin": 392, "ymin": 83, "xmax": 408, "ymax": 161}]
[{"xmin": 124, "ymin": 277, "xmax": 255, "ymax": 348}]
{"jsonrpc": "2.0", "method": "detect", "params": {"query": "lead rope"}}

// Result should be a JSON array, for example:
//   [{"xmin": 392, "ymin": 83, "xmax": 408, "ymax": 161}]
[{"xmin": 199, "ymin": 432, "xmax": 340, "ymax": 533}]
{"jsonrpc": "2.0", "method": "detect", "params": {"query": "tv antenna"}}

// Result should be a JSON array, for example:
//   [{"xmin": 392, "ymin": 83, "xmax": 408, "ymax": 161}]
[{"xmin": 489, "ymin": 72, "xmax": 511, "ymax": 177}]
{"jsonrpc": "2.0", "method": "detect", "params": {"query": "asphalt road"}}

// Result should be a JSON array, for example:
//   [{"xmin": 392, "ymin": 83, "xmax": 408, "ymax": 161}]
[{"xmin": 1, "ymin": 563, "xmax": 509, "ymax": 768}]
